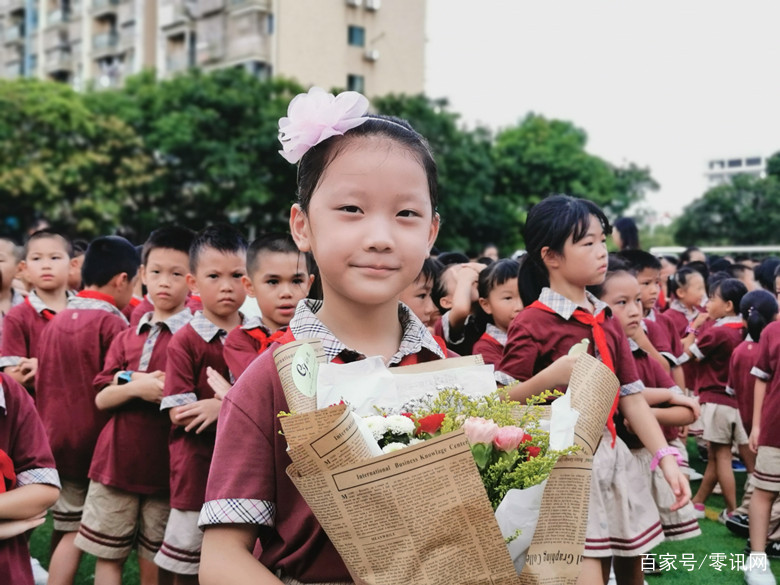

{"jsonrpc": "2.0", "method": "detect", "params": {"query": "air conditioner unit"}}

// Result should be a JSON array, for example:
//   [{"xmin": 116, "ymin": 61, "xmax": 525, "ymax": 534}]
[
  {"xmin": 365, "ymin": 0, "xmax": 380, "ymax": 10},
  {"xmin": 364, "ymin": 49, "xmax": 379, "ymax": 62},
  {"xmin": 346, "ymin": 0, "xmax": 362, "ymax": 7}
]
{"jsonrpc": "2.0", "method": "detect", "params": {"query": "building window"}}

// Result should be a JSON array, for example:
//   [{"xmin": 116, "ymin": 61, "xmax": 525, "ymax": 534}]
[
  {"xmin": 347, "ymin": 74, "xmax": 364, "ymax": 93},
  {"xmin": 347, "ymin": 25, "xmax": 365, "ymax": 47},
  {"xmin": 267, "ymin": 13, "xmax": 274, "ymax": 34},
  {"xmin": 746, "ymin": 157, "xmax": 762, "ymax": 167},
  {"xmin": 727, "ymin": 159, "xmax": 742, "ymax": 168}
]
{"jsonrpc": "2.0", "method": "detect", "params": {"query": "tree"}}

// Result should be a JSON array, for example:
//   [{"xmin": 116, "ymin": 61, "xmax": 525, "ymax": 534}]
[
  {"xmin": 371, "ymin": 94, "xmax": 515, "ymax": 253},
  {"xmin": 673, "ymin": 174, "xmax": 780, "ymax": 246},
  {"xmin": 0, "ymin": 79, "xmax": 156, "ymax": 237},
  {"xmin": 85, "ymin": 70, "xmax": 305, "ymax": 239}
]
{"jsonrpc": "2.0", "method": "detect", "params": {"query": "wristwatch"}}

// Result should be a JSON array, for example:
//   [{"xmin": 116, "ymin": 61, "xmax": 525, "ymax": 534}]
[{"xmin": 117, "ymin": 371, "xmax": 133, "ymax": 385}]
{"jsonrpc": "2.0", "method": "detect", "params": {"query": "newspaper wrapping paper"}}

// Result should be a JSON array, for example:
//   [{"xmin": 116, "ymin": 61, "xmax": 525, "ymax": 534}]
[{"xmin": 277, "ymin": 349, "xmax": 619, "ymax": 585}]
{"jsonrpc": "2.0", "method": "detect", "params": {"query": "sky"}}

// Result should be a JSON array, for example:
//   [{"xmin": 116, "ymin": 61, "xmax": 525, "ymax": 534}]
[{"xmin": 424, "ymin": 0, "xmax": 780, "ymax": 221}]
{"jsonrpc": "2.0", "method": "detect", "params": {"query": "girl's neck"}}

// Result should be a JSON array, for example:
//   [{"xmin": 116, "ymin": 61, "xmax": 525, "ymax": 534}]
[
  {"xmin": 35, "ymin": 287, "xmax": 68, "ymax": 312},
  {"xmin": 548, "ymin": 276, "xmax": 592, "ymax": 313},
  {"xmin": 0, "ymin": 287, "xmax": 11, "ymax": 315},
  {"xmin": 316, "ymin": 297, "xmax": 403, "ymax": 364}
]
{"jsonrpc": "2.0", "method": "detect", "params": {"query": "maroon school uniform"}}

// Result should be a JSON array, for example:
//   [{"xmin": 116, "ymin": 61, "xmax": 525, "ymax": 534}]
[
  {"xmin": 644, "ymin": 311, "xmax": 682, "ymax": 367},
  {"xmin": 223, "ymin": 316, "xmax": 286, "ymax": 379},
  {"xmin": 35, "ymin": 291, "xmax": 128, "ymax": 480},
  {"xmin": 689, "ymin": 316, "xmax": 744, "ymax": 407},
  {"xmin": 729, "ymin": 337, "xmax": 760, "ymax": 435},
  {"xmin": 0, "ymin": 291, "xmax": 59, "ymax": 366},
  {"xmin": 199, "ymin": 300, "xmax": 447, "ymax": 582},
  {"xmin": 130, "ymin": 294, "xmax": 203, "ymax": 329},
  {"xmin": 496, "ymin": 288, "xmax": 643, "ymax": 397},
  {"xmin": 631, "ymin": 342, "xmax": 683, "ymax": 443},
  {"xmin": 0, "ymin": 374, "xmax": 60, "ymax": 585},
  {"xmin": 90, "ymin": 308, "xmax": 192, "ymax": 494},
  {"xmin": 750, "ymin": 320, "xmax": 780, "ymax": 447},
  {"xmin": 471, "ymin": 324, "xmax": 506, "ymax": 366},
  {"xmin": 122, "ymin": 295, "xmax": 142, "ymax": 323},
  {"xmin": 160, "ymin": 311, "xmax": 235, "ymax": 511},
  {"xmin": 0, "ymin": 289, "xmax": 24, "ymax": 354}
]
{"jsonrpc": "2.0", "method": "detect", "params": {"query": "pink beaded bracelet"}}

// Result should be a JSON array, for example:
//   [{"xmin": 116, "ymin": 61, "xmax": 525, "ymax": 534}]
[{"xmin": 650, "ymin": 446, "xmax": 684, "ymax": 471}]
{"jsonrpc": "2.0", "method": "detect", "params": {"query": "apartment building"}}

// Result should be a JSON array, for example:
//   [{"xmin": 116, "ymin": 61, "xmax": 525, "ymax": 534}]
[
  {"xmin": 705, "ymin": 155, "xmax": 766, "ymax": 189},
  {"xmin": 0, "ymin": 0, "xmax": 425, "ymax": 96}
]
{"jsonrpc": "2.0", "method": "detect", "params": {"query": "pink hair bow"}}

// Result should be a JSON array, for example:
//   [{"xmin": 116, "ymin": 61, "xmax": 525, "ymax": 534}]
[{"xmin": 278, "ymin": 87, "xmax": 370, "ymax": 164}]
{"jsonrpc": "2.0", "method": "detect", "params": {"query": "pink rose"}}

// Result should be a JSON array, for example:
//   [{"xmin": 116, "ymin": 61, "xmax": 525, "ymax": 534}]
[
  {"xmin": 492, "ymin": 426, "xmax": 526, "ymax": 452},
  {"xmin": 463, "ymin": 417, "xmax": 499, "ymax": 445}
]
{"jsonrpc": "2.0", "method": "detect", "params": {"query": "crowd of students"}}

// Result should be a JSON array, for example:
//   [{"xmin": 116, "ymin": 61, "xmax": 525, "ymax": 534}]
[{"xmin": 0, "ymin": 86, "xmax": 778, "ymax": 585}]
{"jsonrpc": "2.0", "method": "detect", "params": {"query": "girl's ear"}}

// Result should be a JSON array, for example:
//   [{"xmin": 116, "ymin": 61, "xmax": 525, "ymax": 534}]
[
  {"xmin": 478, "ymin": 296, "xmax": 493, "ymax": 315},
  {"xmin": 725, "ymin": 299, "xmax": 735, "ymax": 314},
  {"xmin": 290, "ymin": 204, "xmax": 312, "ymax": 253},
  {"xmin": 540, "ymin": 246, "xmax": 560, "ymax": 270},
  {"xmin": 427, "ymin": 213, "xmax": 441, "ymax": 253}
]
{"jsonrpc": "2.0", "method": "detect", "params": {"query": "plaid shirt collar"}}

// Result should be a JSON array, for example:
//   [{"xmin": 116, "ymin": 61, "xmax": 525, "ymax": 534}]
[
  {"xmin": 26, "ymin": 289, "xmax": 72, "ymax": 316},
  {"xmin": 715, "ymin": 315, "xmax": 743, "ymax": 327},
  {"xmin": 241, "ymin": 315, "xmax": 271, "ymax": 334},
  {"xmin": 289, "ymin": 298, "xmax": 445, "ymax": 364},
  {"xmin": 137, "ymin": 307, "xmax": 193, "ymax": 336},
  {"xmin": 485, "ymin": 323, "xmax": 508, "ymax": 346},
  {"xmin": 189, "ymin": 310, "xmax": 238, "ymax": 343},
  {"xmin": 67, "ymin": 294, "xmax": 127, "ymax": 323},
  {"xmin": 537, "ymin": 287, "xmax": 610, "ymax": 320},
  {"xmin": 669, "ymin": 299, "xmax": 698, "ymax": 321}
]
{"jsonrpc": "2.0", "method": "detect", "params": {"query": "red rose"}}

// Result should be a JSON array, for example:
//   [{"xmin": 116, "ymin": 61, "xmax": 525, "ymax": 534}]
[
  {"xmin": 526, "ymin": 445, "xmax": 541, "ymax": 459},
  {"xmin": 521, "ymin": 433, "xmax": 533, "ymax": 443},
  {"xmin": 416, "ymin": 413, "xmax": 446, "ymax": 436}
]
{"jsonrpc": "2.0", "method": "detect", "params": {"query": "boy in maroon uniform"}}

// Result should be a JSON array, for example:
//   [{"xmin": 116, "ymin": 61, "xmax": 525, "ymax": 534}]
[
  {"xmin": 0, "ymin": 373, "xmax": 60, "ymax": 585},
  {"xmin": 0, "ymin": 235, "xmax": 24, "ymax": 356},
  {"xmin": 36, "ymin": 236, "xmax": 139, "ymax": 585},
  {"xmin": 73, "ymin": 227, "xmax": 194, "ymax": 585},
  {"xmin": 223, "ymin": 233, "xmax": 313, "ymax": 379},
  {"xmin": 1, "ymin": 230, "xmax": 71, "ymax": 392},
  {"xmin": 156, "ymin": 224, "xmax": 246, "ymax": 582}
]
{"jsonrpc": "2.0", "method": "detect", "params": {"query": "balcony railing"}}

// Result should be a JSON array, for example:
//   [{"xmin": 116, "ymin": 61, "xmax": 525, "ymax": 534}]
[
  {"xmin": 3, "ymin": 25, "xmax": 22, "ymax": 43},
  {"xmin": 46, "ymin": 49, "xmax": 72, "ymax": 71},
  {"xmin": 230, "ymin": 0, "xmax": 270, "ymax": 10},
  {"xmin": 92, "ymin": 0, "xmax": 118, "ymax": 14},
  {"xmin": 93, "ymin": 30, "xmax": 118, "ymax": 50},
  {"xmin": 47, "ymin": 9, "xmax": 70, "ymax": 25}
]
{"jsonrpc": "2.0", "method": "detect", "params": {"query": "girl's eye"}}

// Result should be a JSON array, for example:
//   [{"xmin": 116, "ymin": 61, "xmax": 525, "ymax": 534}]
[
  {"xmin": 340, "ymin": 205, "xmax": 362, "ymax": 213},
  {"xmin": 293, "ymin": 278, "xmax": 304, "ymax": 284},
  {"xmin": 397, "ymin": 209, "xmax": 420, "ymax": 218}
]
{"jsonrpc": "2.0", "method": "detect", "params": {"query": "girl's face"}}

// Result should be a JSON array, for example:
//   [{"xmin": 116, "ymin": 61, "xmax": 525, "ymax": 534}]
[
  {"xmin": 601, "ymin": 273, "xmax": 643, "ymax": 337},
  {"xmin": 706, "ymin": 290, "xmax": 733, "ymax": 320},
  {"xmin": 677, "ymin": 272, "xmax": 706, "ymax": 309},
  {"xmin": 291, "ymin": 137, "xmax": 439, "ymax": 311},
  {"xmin": 479, "ymin": 277, "xmax": 522, "ymax": 332},
  {"xmin": 544, "ymin": 215, "xmax": 608, "ymax": 288}
]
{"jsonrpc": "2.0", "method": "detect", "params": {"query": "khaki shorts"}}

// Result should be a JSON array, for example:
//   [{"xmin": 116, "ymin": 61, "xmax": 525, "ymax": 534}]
[
  {"xmin": 154, "ymin": 509, "xmax": 202, "ymax": 575},
  {"xmin": 51, "ymin": 478, "xmax": 89, "ymax": 532},
  {"xmin": 700, "ymin": 402, "xmax": 749, "ymax": 445},
  {"xmin": 74, "ymin": 481, "xmax": 170, "ymax": 561},
  {"xmin": 754, "ymin": 446, "xmax": 780, "ymax": 492}
]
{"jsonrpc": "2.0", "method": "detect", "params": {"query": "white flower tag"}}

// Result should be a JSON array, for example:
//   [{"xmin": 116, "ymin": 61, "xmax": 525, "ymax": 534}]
[{"xmin": 292, "ymin": 344, "xmax": 319, "ymax": 398}]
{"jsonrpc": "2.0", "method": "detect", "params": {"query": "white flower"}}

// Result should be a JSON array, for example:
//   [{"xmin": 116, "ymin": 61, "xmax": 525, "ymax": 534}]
[
  {"xmin": 381, "ymin": 442, "xmax": 409, "ymax": 454},
  {"xmin": 363, "ymin": 416, "xmax": 388, "ymax": 441},
  {"xmin": 385, "ymin": 415, "xmax": 415, "ymax": 436},
  {"xmin": 409, "ymin": 438, "xmax": 424, "ymax": 446}
]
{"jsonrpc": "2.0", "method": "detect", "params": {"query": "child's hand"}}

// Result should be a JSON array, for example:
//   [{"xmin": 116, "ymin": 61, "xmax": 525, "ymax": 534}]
[
  {"xmin": 668, "ymin": 394, "xmax": 701, "ymax": 420},
  {"xmin": 16, "ymin": 358, "xmax": 37, "ymax": 383},
  {"xmin": 659, "ymin": 458, "xmax": 691, "ymax": 511},
  {"xmin": 0, "ymin": 512, "xmax": 46, "ymax": 540},
  {"xmin": 133, "ymin": 371, "xmax": 165, "ymax": 404},
  {"xmin": 692, "ymin": 312, "xmax": 709, "ymax": 328},
  {"xmin": 206, "ymin": 367, "xmax": 232, "ymax": 401},
  {"xmin": 749, "ymin": 427, "xmax": 760, "ymax": 453},
  {"xmin": 176, "ymin": 398, "xmax": 222, "ymax": 434},
  {"xmin": 547, "ymin": 354, "xmax": 578, "ymax": 387}
]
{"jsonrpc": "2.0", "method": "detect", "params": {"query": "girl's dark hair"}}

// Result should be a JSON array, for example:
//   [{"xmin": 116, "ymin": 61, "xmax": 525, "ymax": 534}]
[
  {"xmin": 477, "ymin": 258, "xmax": 521, "ymax": 299},
  {"xmin": 680, "ymin": 246, "xmax": 705, "ymax": 265},
  {"xmin": 517, "ymin": 194, "xmax": 611, "ymax": 306},
  {"xmin": 740, "ymin": 289, "xmax": 778, "ymax": 342},
  {"xmin": 613, "ymin": 217, "xmax": 639, "ymax": 250},
  {"xmin": 667, "ymin": 266, "xmax": 701, "ymax": 301},
  {"xmin": 754, "ymin": 257, "xmax": 780, "ymax": 291},
  {"xmin": 711, "ymin": 277, "xmax": 747, "ymax": 313},
  {"xmin": 296, "ymin": 115, "xmax": 438, "ymax": 213}
]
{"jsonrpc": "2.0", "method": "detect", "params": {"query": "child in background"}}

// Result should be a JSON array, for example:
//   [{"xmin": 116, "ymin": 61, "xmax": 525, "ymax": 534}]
[
  {"xmin": 472, "ymin": 258, "xmax": 522, "ymax": 366},
  {"xmin": 155, "ymin": 224, "xmax": 247, "ymax": 583},
  {"xmin": 0, "ymin": 373, "xmax": 61, "ymax": 585},
  {"xmin": 1, "ymin": 230, "xmax": 72, "ymax": 392},
  {"xmin": 496, "ymin": 195, "xmax": 689, "ymax": 585},
  {"xmin": 746, "ymin": 309, "xmax": 780, "ymax": 584},
  {"xmin": 725, "ymin": 290, "xmax": 780, "ymax": 547},
  {"xmin": 72, "ymin": 226, "xmax": 195, "ymax": 585},
  {"xmin": 66, "ymin": 239, "xmax": 88, "ymax": 292},
  {"xmin": 199, "ymin": 87, "xmax": 445, "ymax": 584},
  {"xmin": 223, "ymin": 233, "xmax": 313, "ymax": 379},
  {"xmin": 432, "ymin": 260, "xmax": 486, "ymax": 355},
  {"xmin": 36, "ymin": 236, "xmax": 139, "ymax": 585},
  {"xmin": 686, "ymin": 278, "xmax": 749, "ymax": 521},
  {"xmin": 595, "ymin": 262, "xmax": 701, "ymax": 547},
  {"xmin": 0, "ymin": 236, "xmax": 23, "ymax": 353},
  {"xmin": 399, "ymin": 257, "xmax": 442, "ymax": 333}
]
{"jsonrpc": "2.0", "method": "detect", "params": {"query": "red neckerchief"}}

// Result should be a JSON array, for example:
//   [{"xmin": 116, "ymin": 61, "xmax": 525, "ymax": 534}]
[
  {"xmin": 128, "ymin": 296, "xmax": 141, "ymax": 308},
  {"xmin": 478, "ymin": 332, "xmax": 503, "ymax": 347},
  {"xmin": 77, "ymin": 290, "xmax": 118, "ymax": 307},
  {"xmin": 245, "ymin": 327, "xmax": 287, "ymax": 354},
  {"xmin": 0, "ymin": 449, "xmax": 16, "ymax": 493},
  {"xmin": 721, "ymin": 322, "xmax": 744, "ymax": 330},
  {"xmin": 24, "ymin": 295, "xmax": 56, "ymax": 321},
  {"xmin": 529, "ymin": 300, "xmax": 619, "ymax": 447}
]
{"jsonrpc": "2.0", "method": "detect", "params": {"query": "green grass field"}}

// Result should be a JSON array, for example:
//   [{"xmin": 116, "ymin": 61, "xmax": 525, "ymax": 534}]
[{"xmin": 26, "ymin": 438, "xmax": 779, "ymax": 584}]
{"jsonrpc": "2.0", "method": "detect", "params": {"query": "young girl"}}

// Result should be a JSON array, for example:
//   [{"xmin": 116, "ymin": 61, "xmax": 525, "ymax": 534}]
[
  {"xmin": 472, "ymin": 258, "xmax": 522, "ymax": 366},
  {"xmin": 687, "ymin": 278, "xmax": 749, "ymax": 520},
  {"xmin": 747, "ymin": 299, "xmax": 780, "ymax": 584},
  {"xmin": 198, "ymin": 87, "xmax": 445, "ymax": 585},
  {"xmin": 496, "ymin": 195, "xmax": 689, "ymax": 585}
]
